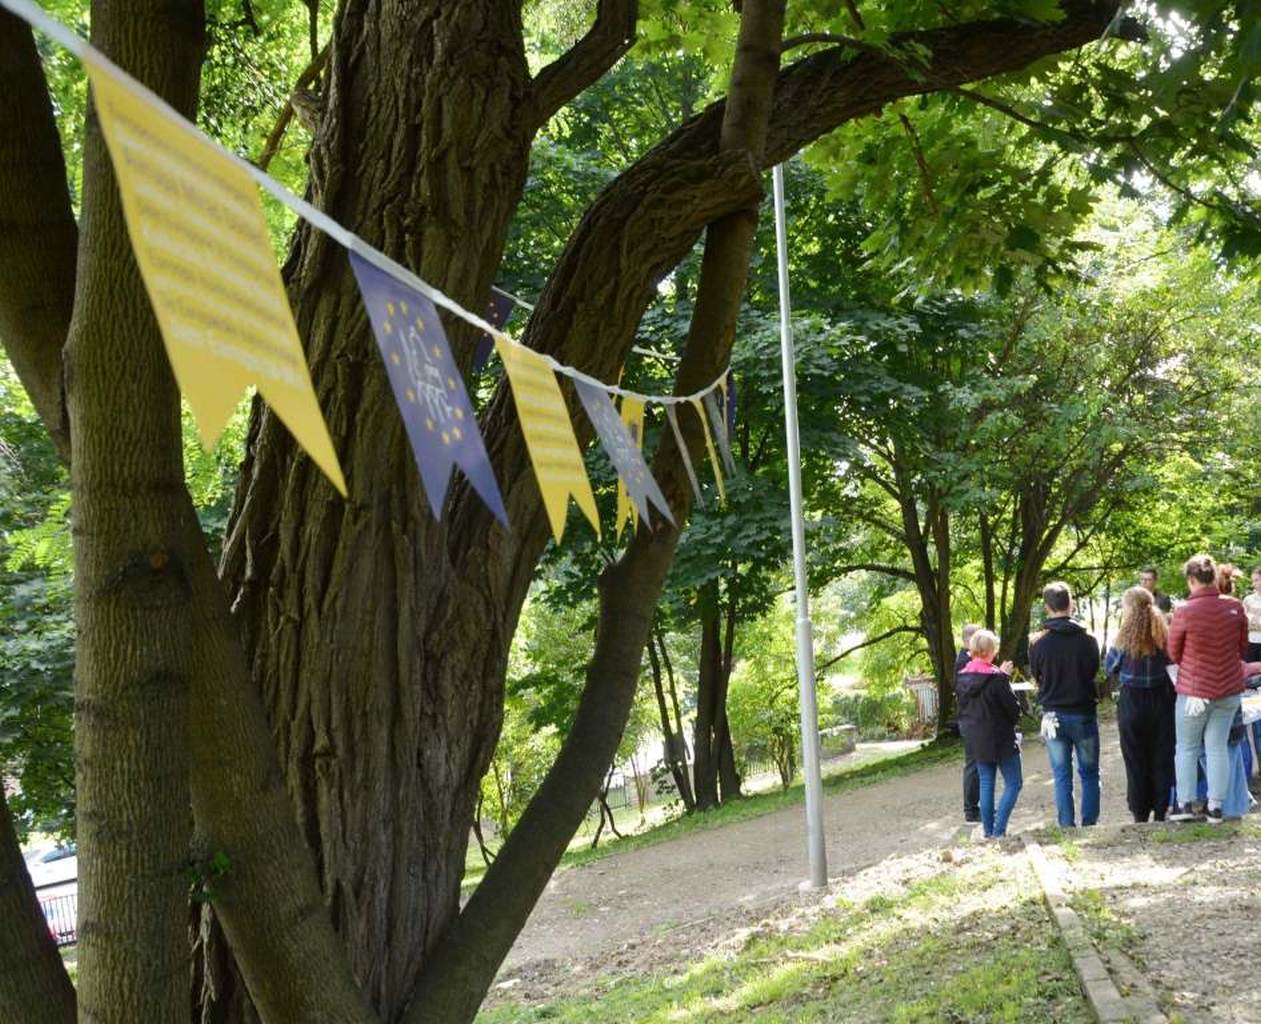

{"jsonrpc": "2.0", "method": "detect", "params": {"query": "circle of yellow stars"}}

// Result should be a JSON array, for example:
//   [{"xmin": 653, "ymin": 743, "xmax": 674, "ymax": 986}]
[{"xmin": 382, "ymin": 298, "xmax": 464, "ymax": 446}]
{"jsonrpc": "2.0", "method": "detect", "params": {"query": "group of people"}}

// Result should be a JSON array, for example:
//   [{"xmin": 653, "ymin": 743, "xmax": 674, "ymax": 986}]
[{"xmin": 954, "ymin": 556, "xmax": 1260, "ymax": 838}]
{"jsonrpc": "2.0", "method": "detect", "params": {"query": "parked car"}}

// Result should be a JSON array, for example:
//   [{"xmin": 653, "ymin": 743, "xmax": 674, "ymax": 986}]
[{"xmin": 24, "ymin": 842, "xmax": 77, "ymax": 889}]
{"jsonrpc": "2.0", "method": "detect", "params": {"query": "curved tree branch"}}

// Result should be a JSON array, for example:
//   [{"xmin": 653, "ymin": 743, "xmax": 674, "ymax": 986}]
[
  {"xmin": 814, "ymin": 624, "xmax": 923, "ymax": 676},
  {"xmin": 255, "ymin": 43, "xmax": 328, "ymax": 171},
  {"xmin": 530, "ymin": 0, "xmax": 638, "ymax": 128},
  {"xmin": 0, "ymin": 12, "xmax": 77, "ymax": 463}
]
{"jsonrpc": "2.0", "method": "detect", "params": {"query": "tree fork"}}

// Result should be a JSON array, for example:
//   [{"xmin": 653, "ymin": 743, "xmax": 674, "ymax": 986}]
[{"xmin": 400, "ymin": 3, "xmax": 787, "ymax": 1019}]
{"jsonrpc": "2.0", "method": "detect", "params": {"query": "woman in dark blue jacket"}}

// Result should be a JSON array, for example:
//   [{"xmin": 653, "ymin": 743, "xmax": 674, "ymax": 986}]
[
  {"xmin": 955, "ymin": 629, "xmax": 1023, "ymax": 838},
  {"xmin": 1105, "ymin": 586, "xmax": 1175, "ymax": 822}
]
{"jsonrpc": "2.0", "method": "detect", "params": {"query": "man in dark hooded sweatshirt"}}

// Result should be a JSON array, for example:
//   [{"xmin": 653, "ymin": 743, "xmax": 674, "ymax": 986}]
[{"xmin": 1029, "ymin": 581, "xmax": 1102, "ymax": 827}]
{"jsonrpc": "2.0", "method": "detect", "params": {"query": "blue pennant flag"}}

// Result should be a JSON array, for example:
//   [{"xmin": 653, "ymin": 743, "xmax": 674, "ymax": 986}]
[
  {"xmin": 573, "ymin": 379, "xmax": 675, "ymax": 529},
  {"xmin": 349, "ymin": 252, "xmax": 507, "ymax": 525},
  {"xmin": 473, "ymin": 288, "xmax": 516, "ymax": 373}
]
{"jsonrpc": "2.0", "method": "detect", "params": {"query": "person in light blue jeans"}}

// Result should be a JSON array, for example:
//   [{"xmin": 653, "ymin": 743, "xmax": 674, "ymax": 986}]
[
  {"xmin": 977, "ymin": 750, "xmax": 1024, "ymax": 838},
  {"xmin": 1175, "ymin": 692, "xmax": 1242, "ymax": 811},
  {"xmin": 1044, "ymin": 711, "xmax": 1101, "ymax": 827}
]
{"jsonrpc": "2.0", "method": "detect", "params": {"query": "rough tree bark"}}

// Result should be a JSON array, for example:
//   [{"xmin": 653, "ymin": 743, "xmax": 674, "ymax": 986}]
[
  {"xmin": 400, "ymin": 3, "xmax": 787, "ymax": 1019},
  {"xmin": 66, "ymin": 4, "xmax": 206, "ymax": 1021}
]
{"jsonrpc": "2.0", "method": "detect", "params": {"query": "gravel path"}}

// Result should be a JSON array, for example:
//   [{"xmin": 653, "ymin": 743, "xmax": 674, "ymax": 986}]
[
  {"xmin": 1051, "ymin": 821, "xmax": 1261, "ymax": 1023},
  {"xmin": 499, "ymin": 723, "xmax": 1132, "ymax": 979}
]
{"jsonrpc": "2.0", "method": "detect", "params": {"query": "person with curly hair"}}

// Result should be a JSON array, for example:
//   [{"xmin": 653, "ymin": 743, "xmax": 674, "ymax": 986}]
[{"xmin": 1105, "ymin": 587, "xmax": 1174, "ymax": 822}]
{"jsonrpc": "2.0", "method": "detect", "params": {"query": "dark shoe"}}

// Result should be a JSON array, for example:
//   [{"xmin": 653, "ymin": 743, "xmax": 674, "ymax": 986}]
[
  {"xmin": 1205, "ymin": 805, "xmax": 1224, "ymax": 825},
  {"xmin": 1169, "ymin": 803, "xmax": 1200, "ymax": 822},
  {"xmin": 965, "ymin": 813, "xmax": 981, "ymax": 824}
]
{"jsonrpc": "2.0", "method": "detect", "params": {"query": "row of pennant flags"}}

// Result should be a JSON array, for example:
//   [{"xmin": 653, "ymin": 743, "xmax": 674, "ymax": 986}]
[{"xmin": 3, "ymin": 0, "xmax": 740, "ymax": 543}]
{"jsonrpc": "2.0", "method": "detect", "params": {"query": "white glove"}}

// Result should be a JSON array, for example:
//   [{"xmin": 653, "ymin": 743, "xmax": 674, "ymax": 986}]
[
  {"xmin": 1185, "ymin": 696, "xmax": 1208, "ymax": 717},
  {"xmin": 1040, "ymin": 712, "xmax": 1059, "ymax": 740}
]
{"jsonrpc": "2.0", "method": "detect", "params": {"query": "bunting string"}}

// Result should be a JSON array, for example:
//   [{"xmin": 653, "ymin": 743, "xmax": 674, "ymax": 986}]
[
  {"xmin": 1, "ymin": 0, "xmax": 727, "ymax": 409},
  {"xmin": 4, "ymin": 0, "xmax": 736, "ymax": 538}
]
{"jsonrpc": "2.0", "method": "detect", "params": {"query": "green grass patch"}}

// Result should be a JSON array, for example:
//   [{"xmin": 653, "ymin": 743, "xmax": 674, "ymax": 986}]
[
  {"xmin": 1150, "ymin": 819, "xmax": 1261, "ymax": 844},
  {"xmin": 463, "ymin": 741, "xmax": 960, "ymax": 891},
  {"xmin": 478, "ymin": 851, "xmax": 1089, "ymax": 1024},
  {"xmin": 1069, "ymin": 888, "xmax": 1142, "ymax": 956}
]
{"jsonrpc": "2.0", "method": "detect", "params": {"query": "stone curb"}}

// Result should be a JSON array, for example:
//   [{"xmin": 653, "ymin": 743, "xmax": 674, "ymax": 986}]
[{"xmin": 1024, "ymin": 840, "xmax": 1167, "ymax": 1024}]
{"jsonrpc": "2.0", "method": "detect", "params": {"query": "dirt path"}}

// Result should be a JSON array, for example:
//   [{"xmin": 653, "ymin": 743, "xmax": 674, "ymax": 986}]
[{"xmin": 499, "ymin": 724, "xmax": 1131, "ymax": 982}]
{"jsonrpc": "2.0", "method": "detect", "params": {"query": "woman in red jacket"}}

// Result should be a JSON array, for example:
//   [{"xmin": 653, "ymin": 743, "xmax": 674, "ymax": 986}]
[{"xmin": 1168, "ymin": 553, "xmax": 1248, "ymax": 823}]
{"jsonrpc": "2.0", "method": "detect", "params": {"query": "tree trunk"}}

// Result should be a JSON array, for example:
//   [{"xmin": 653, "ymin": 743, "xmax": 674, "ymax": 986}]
[
  {"xmin": 400, "ymin": 5, "xmax": 787, "ymax": 1017},
  {"xmin": 0, "ymin": 3, "xmax": 1141, "ymax": 1023},
  {"xmin": 67, "ymin": 5, "xmax": 206, "ymax": 1021},
  {"xmin": 0, "ymin": 789, "xmax": 76, "ymax": 1024},
  {"xmin": 692, "ymin": 589, "xmax": 724, "ymax": 810},
  {"xmin": 717, "ymin": 589, "xmax": 742, "ymax": 801},
  {"xmin": 212, "ymin": 6, "xmax": 537, "ymax": 1018},
  {"xmin": 647, "ymin": 630, "xmax": 694, "ymax": 810},
  {"xmin": 979, "ymin": 508, "xmax": 996, "ymax": 630}
]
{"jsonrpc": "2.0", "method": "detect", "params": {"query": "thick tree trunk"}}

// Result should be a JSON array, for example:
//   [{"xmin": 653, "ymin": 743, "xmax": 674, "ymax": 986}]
[
  {"xmin": 0, "ymin": 789, "xmax": 76, "ymax": 1024},
  {"xmin": 213, "ymin": 5, "xmax": 537, "ymax": 1018},
  {"xmin": 65, "ymin": 5, "xmax": 206, "ymax": 1021},
  {"xmin": 401, "ymin": 5, "xmax": 787, "ymax": 1019}
]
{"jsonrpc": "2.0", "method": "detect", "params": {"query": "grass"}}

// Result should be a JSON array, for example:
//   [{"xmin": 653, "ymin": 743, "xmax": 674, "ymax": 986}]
[
  {"xmin": 1069, "ymin": 888, "xmax": 1142, "ymax": 957},
  {"xmin": 1149, "ymin": 818, "xmax": 1261, "ymax": 844},
  {"xmin": 478, "ymin": 847, "xmax": 1091, "ymax": 1024},
  {"xmin": 462, "ymin": 740, "xmax": 960, "ymax": 891}
]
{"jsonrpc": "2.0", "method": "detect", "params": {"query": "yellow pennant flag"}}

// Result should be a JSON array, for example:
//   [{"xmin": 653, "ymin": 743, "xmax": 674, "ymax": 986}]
[
  {"xmin": 691, "ymin": 398, "xmax": 726, "ymax": 503},
  {"xmin": 85, "ymin": 58, "xmax": 346, "ymax": 495},
  {"xmin": 615, "ymin": 397, "xmax": 646, "ymax": 538},
  {"xmin": 495, "ymin": 339, "xmax": 599, "ymax": 541}
]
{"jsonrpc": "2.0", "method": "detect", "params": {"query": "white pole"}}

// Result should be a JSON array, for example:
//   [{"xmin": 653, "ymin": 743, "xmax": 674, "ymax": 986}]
[{"xmin": 772, "ymin": 163, "xmax": 828, "ymax": 890}]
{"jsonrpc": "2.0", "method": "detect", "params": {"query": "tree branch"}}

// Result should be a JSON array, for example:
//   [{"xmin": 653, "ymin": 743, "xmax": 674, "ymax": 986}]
[
  {"xmin": 0, "ymin": 787, "xmax": 76, "ymax": 1024},
  {"xmin": 832, "ymin": 562, "xmax": 918, "ymax": 583},
  {"xmin": 815, "ymin": 624, "xmax": 922, "ymax": 676},
  {"xmin": 781, "ymin": 31, "xmax": 886, "ymax": 59},
  {"xmin": 530, "ymin": 0, "xmax": 638, "ymax": 128},
  {"xmin": 0, "ymin": 12, "xmax": 77, "ymax": 463},
  {"xmin": 899, "ymin": 111, "xmax": 940, "ymax": 216},
  {"xmin": 255, "ymin": 44, "xmax": 328, "ymax": 171}
]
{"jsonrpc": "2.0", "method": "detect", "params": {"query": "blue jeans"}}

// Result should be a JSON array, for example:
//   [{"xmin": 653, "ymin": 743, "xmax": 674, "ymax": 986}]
[
  {"xmin": 977, "ymin": 751, "xmax": 1023, "ymax": 837},
  {"xmin": 1175, "ymin": 692, "xmax": 1241, "ymax": 807},
  {"xmin": 1045, "ymin": 711, "xmax": 1100, "ymax": 827}
]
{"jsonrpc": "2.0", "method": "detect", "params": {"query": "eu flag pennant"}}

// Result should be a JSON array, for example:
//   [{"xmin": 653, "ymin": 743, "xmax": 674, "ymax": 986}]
[
  {"xmin": 349, "ymin": 252, "xmax": 507, "ymax": 525},
  {"xmin": 575, "ymin": 380, "xmax": 674, "ymax": 530}
]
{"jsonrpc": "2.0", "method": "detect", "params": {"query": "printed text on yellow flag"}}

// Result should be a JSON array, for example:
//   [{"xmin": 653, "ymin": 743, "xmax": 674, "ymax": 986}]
[
  {"xmin": 495, "ymin": 339, "xmax": 599, "ymax": 542},
  {"xmin": 615, "ymin": 397, "xmax": 646, "ymax": 537},
  {"xmin": 86, "ymin": 59, "xmax": 346, "ymax": 495}
]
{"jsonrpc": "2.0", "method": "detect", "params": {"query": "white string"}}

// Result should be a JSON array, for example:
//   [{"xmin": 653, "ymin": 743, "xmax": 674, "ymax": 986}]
[{"xmin": 2, "ymin": 0, "xmax": 727, "ymax": 407}]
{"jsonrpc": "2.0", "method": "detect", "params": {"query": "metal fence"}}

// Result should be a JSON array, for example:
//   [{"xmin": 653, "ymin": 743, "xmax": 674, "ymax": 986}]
[{"xmin": 35, "ymin": 884, "xmax": 77, "ymax": 948}]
